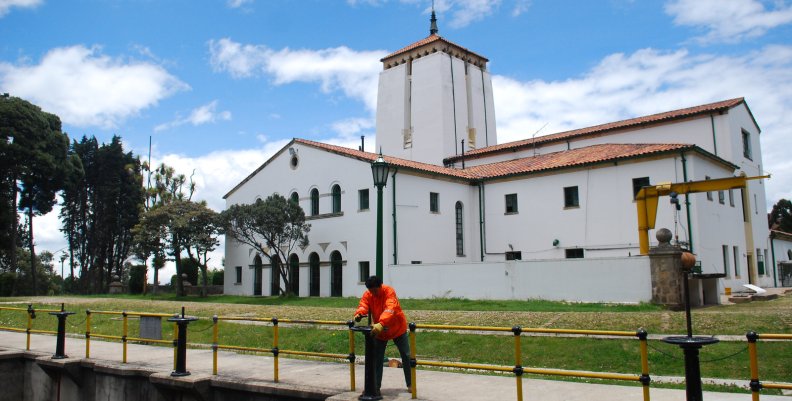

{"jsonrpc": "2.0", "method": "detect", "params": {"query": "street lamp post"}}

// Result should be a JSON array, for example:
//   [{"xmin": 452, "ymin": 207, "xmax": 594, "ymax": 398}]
[
  {"xmin": 371, "ymin": 152, "xmax": 390, "ymax": 280},
  {"xmin": 59, "ymin": 253, "xmax": 67, "ymax": 294}
]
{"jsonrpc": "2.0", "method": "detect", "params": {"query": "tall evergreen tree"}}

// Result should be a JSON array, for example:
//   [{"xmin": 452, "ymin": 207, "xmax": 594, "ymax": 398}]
[{"xmin": 0, "ymin": 95, "xmax": 74, "ymax": 294}]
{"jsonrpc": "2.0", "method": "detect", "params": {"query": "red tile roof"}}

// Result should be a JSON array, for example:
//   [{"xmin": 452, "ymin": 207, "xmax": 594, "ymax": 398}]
[
  {"xmin": 445, "ymin": 98, "xmax": 748, "ymax": 164},
  {"xmin": 464, "ymin": 143, "xmax": 700, "ymax": 179},
  {"xmin": 381, "ymin": 34, "xmax": 488, "ymax": 62},
  {"xmin": 297, "ymin": 140, "xmax": 710, "ymax": 181}
]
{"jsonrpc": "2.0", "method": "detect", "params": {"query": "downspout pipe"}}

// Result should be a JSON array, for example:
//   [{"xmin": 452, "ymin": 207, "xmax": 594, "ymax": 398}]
[
  {"xmin": 478, "ymin": 181, "xmax": 486, "ymax": 261},
  {"xmin": 391, "ymin": 168, "xmax": 398, "ymax": 265},
  {"xmin": 771, "ymin": 234, "xmax": 778, "ymax": 287},
  {"xmin": 681, "ymin": 152, "xmax": 694, "ymax": 252},
  {"xmin": 710, "ymin": 114, "xmax": 718, "ymax": 156}
]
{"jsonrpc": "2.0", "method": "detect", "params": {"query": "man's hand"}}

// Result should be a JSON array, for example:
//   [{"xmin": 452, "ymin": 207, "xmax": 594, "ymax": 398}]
[
  {"xmin": 354, "ymin": 313, "xmax": 365, "ymax": 322},
  {"xmin": 371, "ymin": 323, "xmax": 384, "ymax": 336}
]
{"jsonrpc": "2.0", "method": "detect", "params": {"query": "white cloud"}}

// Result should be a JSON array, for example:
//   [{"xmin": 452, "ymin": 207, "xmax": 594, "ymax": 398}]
[
  {"xmin": 0, "ymin": 0, "xmax": 41, "ymax": 17},
  {"xmin": 227, "ymin": 0, "xmax": 253, "ymax": 8},
  {"xmin": 492, "ymin": 44, "xmax": 792, "ymax": 207},
  {"xmin": 155, "ymin": 100, "xmax": 232, "ymax": 132},
  {"xmin": 208, "ymin": 38, "xmax": 385, "ymax": 111},
  {"xmin": 0, "ymin": 45, "xmax": 188, "ymax": 128},
  {"xmin": 665, "ymin": 0, "xmax": 792, "ymax": 43},
  {"xmin": 434, "ymin": 0, "xmax": 502, "ymax": 28}
]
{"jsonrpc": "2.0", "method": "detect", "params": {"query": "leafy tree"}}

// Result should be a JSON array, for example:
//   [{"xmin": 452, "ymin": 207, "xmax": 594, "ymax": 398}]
[
  {"xmin": 128, "ymin": 264, "xmax": 146, "ymax": 294},
  {"xmin": 134, "ymin": 162, "xmax": 194, "ymax": 294},
  {"xmin": 134, "ymin": 199, "xmax": 220, "ymax": 296},
  {"xmin": 220, "ymin": 194, "xmax": 310, "ymax": 296},
  {"xmin": 769, "ymin": 199, "xmax": 792, "ymax": 233},
  {"xmin": 0, "ymin": 95, "xmax": 75, "ymax": 294},
  {"xmin": 60, "ymin": 136, "xmax": 143, "ymax": 293},
  {"xmin": 210, "ymin": 268, "xmax": 224, "ymax": 285}
]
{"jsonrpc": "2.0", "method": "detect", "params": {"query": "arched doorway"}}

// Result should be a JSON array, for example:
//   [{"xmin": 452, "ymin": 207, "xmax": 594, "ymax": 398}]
[
  {"xmin": 330, "ymin": 251, "xmax": 343, "ymax": 297},
  {"xmin": 289, "ymin": 254, "xmax": 300, "ymax": 296},
  {"xmin": 253, "ymin": 255, "xmax": 262, "ymax": 296},
  {"xmin": 309, "ymin": 253, "xmax": 320, "ymax": 296},
  {"xmin": 270, "ymin": 255, "xmax": 281, "ymax": 296}
]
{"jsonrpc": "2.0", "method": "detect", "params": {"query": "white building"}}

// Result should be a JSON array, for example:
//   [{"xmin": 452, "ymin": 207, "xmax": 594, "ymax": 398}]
[{"xmin": 223, "ymin": 16, "xmax": 777, "ymax": 302}]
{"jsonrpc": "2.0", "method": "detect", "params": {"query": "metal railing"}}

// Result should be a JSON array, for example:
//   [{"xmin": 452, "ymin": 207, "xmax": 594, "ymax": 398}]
[
  {"xmin": 747, "ymin": 332, "xmax": 792, "ymax": 400},
  {"xmin": 407, "ymin": 323, "xmax": 650, "ymax": 401},
  {"xmin": 211, "ymin": 316, "xmax": 357, "ymax": 391},
  {"xmin": 3, "ymin": 303, "xmax": 792, "ymax": 400}
]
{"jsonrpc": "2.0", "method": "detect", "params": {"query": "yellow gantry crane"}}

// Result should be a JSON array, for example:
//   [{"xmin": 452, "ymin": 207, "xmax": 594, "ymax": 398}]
[{"xmin": 635, "ymin": 174, "xmax": 769, "ymax": 282}]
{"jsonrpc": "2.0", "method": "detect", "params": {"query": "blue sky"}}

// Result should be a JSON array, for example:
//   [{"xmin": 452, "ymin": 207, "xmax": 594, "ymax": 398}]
[{"xmin": 2, "ymin": 0, "xmax": 792, "ymax": 278}]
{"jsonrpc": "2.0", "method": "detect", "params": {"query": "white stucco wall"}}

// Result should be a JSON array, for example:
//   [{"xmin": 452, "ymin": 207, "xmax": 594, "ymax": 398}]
[{"xmin": 386, "ymin": 256, "xmax": 652, "ymax": 303}]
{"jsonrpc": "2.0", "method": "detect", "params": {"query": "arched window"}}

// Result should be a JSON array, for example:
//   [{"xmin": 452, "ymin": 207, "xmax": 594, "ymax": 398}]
[
  {"xmin": 330, "ymin": 251, "xmax": 343, "ymax": 297},
  {"xmin": 270, "ymin": 255, "xmax": 281, "ymax": 296},
  {"xmin": 290, "ymin": 192, "xmax": 299, "ymax": 204},
  {"xmin": 309, "ymin": 253, "xmax": 320, "ymax": 297},
  {"xmin": 455, "ymin": 201, "xmax": 464, "ymax": 256},
  {"xmin": 253, "ymin": 255, "xmax": 263, "ymax": 296},
  {"xmin": 332, "ymin": 184, "xmax": 341, "ymax": 213},
  {"xmin": 289, "ymin": 254, "xmax": 300, "ymax": 296},
  {"xmin": 310, "ymin": 188, "xmax": 319, "ymax": 216}
]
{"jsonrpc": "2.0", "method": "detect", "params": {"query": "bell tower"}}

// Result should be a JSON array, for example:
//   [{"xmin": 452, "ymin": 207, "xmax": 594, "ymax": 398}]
[{"xmin": 374, "ymin": 11, "xmax": 497, "ymax": 165}]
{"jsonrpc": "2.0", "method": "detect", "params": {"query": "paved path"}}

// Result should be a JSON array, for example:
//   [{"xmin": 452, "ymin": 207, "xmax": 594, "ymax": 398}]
[{"xmin": 1, "ymin": 331, "xmax": 788, "ymax": 401}]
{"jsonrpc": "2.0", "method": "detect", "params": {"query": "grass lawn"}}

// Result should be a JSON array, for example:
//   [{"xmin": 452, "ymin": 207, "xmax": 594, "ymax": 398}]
[{"xmin": 1, "ymin": 293, "xmax": 790, "ymax": 393}]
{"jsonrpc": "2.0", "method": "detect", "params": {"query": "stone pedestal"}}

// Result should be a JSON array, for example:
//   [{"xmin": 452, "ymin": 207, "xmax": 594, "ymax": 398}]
[
  {"xmin": 108, "ymin": 275, "xmax": 123, "ymax": 294},
  {"xmin": 649, "ymin": 228, "xmax": 684, "ymax": 309}
]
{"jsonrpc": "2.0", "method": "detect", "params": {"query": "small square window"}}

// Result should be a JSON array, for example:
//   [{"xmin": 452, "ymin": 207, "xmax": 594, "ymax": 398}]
[
  {"xmin": 565, "ymin": 249, "xmax": 584, "ymax": 259},
  {"xmin": 505, "ymin": 251, "xmax": 522, "ymax": 260},
  {"xmin": 505, "ymin": 194, "xmax": 518, "ymax": 214},
  {"xmin": 235, "ymin": 266, "xmax": 242, "ymax": 284},
  {"xmin": 358, "ymin": 189, "xmax": 369, "ymax": 211},
  {"xmin": 632, "ymin": 177, "xmax": 650, "ymax": 199},
  {"xmin": 430, "ymin": 192, "xmax": 439, "ymax": 213},
  {"xmin": 358, "ymin": 261, "xmax": 370, "ymax": 282},
  {"xmin": 564, "ymin": 186, "xmax": 579, "ymax": 208}
]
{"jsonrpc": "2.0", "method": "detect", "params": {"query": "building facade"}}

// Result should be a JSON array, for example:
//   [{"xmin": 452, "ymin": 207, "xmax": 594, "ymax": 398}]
[{"xmin": 224, "ymin": 20, "xmax": 776, "ymax": 301}]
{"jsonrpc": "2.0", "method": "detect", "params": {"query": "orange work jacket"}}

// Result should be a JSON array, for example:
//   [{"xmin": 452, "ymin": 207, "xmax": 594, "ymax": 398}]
[{"xmin": 355, "ymin": 284, "xmax": 408, "ymax": 341}]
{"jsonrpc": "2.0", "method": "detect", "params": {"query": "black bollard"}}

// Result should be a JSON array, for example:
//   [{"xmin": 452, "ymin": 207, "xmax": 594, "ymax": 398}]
[
  {"xmin": 351, "ymin": 324, "xmax": 382, "ymax": 401},
  {"xmin": 167, "ymin": 306, "xmax": 198, "ymax": 376},
  {"xmin": 49, "ymin": 303, "xmax": 75, "ymax": 359},
  {"xmin": 662, "ymin": 255, "xmax": 719, "ymax": 401}
]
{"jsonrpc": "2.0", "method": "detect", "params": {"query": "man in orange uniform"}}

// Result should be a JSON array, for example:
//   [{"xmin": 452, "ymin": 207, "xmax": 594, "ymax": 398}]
[{"xmin": 354, "ymin": 276, "xmax": 411, "ymax": 392}]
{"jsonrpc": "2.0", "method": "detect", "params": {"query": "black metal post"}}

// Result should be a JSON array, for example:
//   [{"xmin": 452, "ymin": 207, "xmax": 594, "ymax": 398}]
[
  {"xmin": 49, "ymin": 303, "xmax": 75, "ymax": 359},
  {"xmin": 351, "ymin": 325, "xmax": 382, "ymax": 400},
  {"xmin": 663, "ymin": 268, "xmax": 719, "ymax": 401},
  {"xmin": 168, "ymin": 306, "xmax": 198, "ymax": 377}
]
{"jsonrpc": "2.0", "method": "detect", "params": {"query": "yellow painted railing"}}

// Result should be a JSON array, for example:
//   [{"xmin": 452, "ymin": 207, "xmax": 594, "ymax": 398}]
[
  {"xmin": 3, "ymin": 304, "xmax": 792, "ymax": 401},
  {"xmin": 407, "ymin": 323, "xmax": 650, "ymax": 401},
  {"xmin": 746, "ymin": 332, "xmax": 792, "ymax": 400},
  {"xmin": 211, "ymin": 316, "xmax": 357, "ymax": 392},
  {"xmin": 85, "ymin": 310, "xmax": 177, "ymax": 362}
]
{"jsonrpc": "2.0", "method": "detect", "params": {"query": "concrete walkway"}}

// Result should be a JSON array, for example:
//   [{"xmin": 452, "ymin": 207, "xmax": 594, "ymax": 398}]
[{"xmin": 1, "ymin": 330, "xmax": 788, "ymax": 401}]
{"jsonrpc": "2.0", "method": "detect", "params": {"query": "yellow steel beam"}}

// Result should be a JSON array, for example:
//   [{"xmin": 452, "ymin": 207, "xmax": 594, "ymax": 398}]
[{"xmin": 636, "ymin": 175, "xmax": 769, "ymax": 254}]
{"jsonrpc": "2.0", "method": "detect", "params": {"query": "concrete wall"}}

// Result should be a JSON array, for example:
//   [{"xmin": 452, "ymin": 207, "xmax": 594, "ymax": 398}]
[{"xmin": 385, "ymin": 256, "xmax": 652, "ymax": 303}]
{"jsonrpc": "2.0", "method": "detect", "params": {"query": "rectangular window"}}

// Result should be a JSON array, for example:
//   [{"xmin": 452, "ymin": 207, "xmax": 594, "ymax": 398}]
[
  {"xmin": 505, "ymin": 251, "xmax": 522, "ymax": 261},
  {"xmin": 733, "ymin": 246, "xmax": 740, "ymax": 277},
  {"xmin": 358, "ymin": 189, "xmax": 369, "ymax": 211},
  {"xmin": 565, "ymin": 248, "xmax": 584, "ymax": 259},
  {"xmin": 564, "ymin": 186, "xmax": 579, "ymax": 208},
  {"xmin": 722, "ymin": 245, "xmax": 730, "ymax": 277},
  {"xmin": 632, "ymin": 177, "xmax": 650, "ymax": 199},
  {"xmin": 705, "ymin": 176, "xmax": 713, "ymax": 201},
  {"xmin": 235, "ymin": 266, "xmax": 242, "ymax": 284},
  {"xmin": 757, "ymin": 249, "xmax": 765, "ymax": 275},
  {"xmin": 358, "ymin": 261, "xmax": 370, "ymax": 282},
  {"xmin": 742, "ymin": 129, "xmax": 752, "ymax": 160},
  {"xmin": 430, "ymin": 192, "xmax": 439, "ymax": 213},
  {"xmin": 729, "ymin": 189, "xmax": 735, "ymax": 207},
  {"xmin": 718, "ymin": 190, "xmax": 725, "ymax": 204},
  {"xmin": 505, "ymin": 193, "xmax": 518, "ymax": 214}
]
